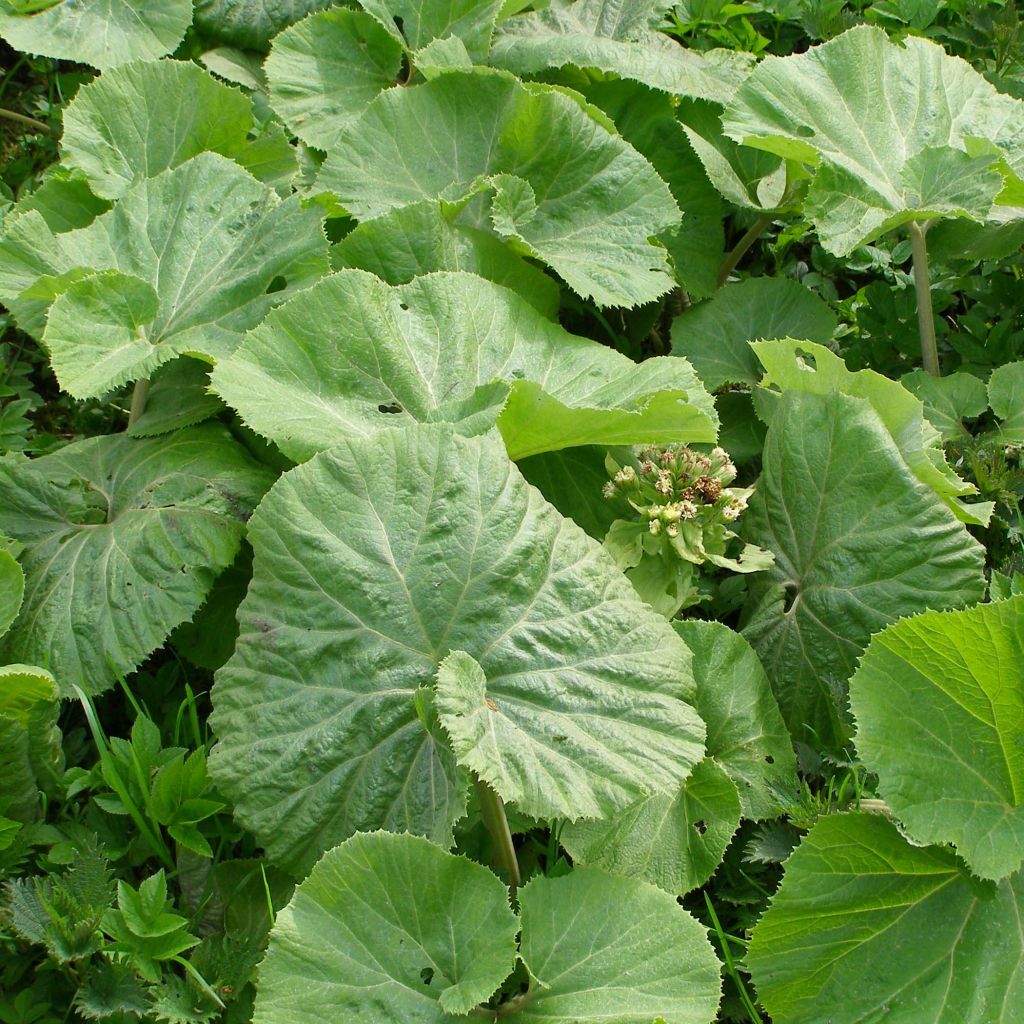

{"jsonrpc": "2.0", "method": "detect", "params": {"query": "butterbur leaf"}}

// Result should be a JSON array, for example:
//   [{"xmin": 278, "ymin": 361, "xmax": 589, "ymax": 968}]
[
  {"xmin": 193, "ymin": 0, "xmax": 335, "ymax": 50},
  {"xmin": 256, "ymin": 832, "xmax": 721, "ymax": 1023},
  {"xmin": 901, "ymin": 369, "xmax": 989, "ymax": 441},
  {"xmin": 741, "ymin": 390, "xmax": 985, "ymax": 751},
  {"xmin": 61, "ymin": 60, "xmax": 295, "ymax": 201},
  {"xmin": 490, "ymin": 0, "xmax": 735, "ymax": 103},
  {"xmin": 988, "ymin": 360, "xmax": 1024, "ymax": 441},
  {"xmin": 14, "ymin": 167, "xmax": 111, "ymax": 232},
  {"xmin": 0, "ymin": 543, "xmax": 24, "ymax": 638},
  {"xmin": 318, "ymin": 69, "xmax": 681, "ymax": 308},
  {"xmin": 211, "ymin": 270, "xmax": 717, "ymax": 463},
  {"xmin": 722, "ymin": 26, "xmax": 1024, "ymax": 253},
  {"xmin": 0, "ymin": 426, "xmax": 275, "ymax": 697},
  {"xmin": 127, "ymin": 358, "xmax": 224, "ymax": 439},
  {"xmin": 674, "ymin": 620, "xmax": 797, "ymax": 819},
  {"xmin": 25, "ymin": 155, "xmax": 328, "ymax": 399},
  {"xmin": 671, "ymin": 278, "xmax": 837, "ymax": 390},
  {"xmin": 747, "ymin": 813, "xmax": 1024, "ymax": 1024},
  {"xmin": 560, "ymin": 757, "xmax": 740, "ymax": 895},
  {"xmin": 850, "ymin": 598, "xmax": 1024, "ymax": 881},
  {"xmin": 332, "ymin": 202, "xmax": 561, "ymax": 319},
  {"xmin": 0, "ymin": 0, "xmax": 192, "ymax": 69},
  {"xmin": 358, "ymin": 0, "xmax": 503, "ymax": 57},
  {"xmin": 266, "ymin": 8, "xmax": 404, "ymax": 153},
  {"xmin": 753, "ymin": 339, "xmax": 992, "ymax": 525},
  {"xmin": 255, "ymin": 832, "xmax": 518, "ymax": 1021},
  {"xmin": 210, "ymin": 425, "xmax": 704, "ymax": 874}
]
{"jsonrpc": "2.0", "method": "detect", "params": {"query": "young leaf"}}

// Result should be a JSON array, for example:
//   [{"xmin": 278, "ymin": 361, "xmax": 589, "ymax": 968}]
[
  {"xmin": 0, "ymin": 426, "xmax": 275, "ymax": 697},
  {"xmin": 741, "ymin": 390, "xmax": 986, "ymax": 751},
  {"xmin": 256, "ymin": 831, "xmax": 517, "ymax": 1021},
  {"xmin": 61, "ymin": 59, "xmax": 289, "ymax": 201},
  {"xmin": 753, "ymin": 338, "xmax": 992, "ymax": 525},
  {"xmin": 211, "ymin": 270, "xmax": 717, "ymax": 463},
  {"xmin": 318, "ymin": 69, "xmax": 681, "ymax": 308},
  {"xmin": 671, "ymin": 278, "xmax": 837, "ymax": 390},
  {"xmin": 850, "ymin": 597, "xmax": 1024, "ymax": 881},
  {"xmin": 490, "ymin": 0, "xmax": 736, "ymax": 103},
  {"xmin": 747, "ymin": 813, "xmax": 1024, "ymax": 1024},
  {"xmin": 0, "ymin": 0, "xmax": 192, "ymax": 69},
  {"xmin": 722, "ymin": 26, "xmax": 1022, "ymax": 253},
  {"xmin": 210, "ymin": 424, "xmax": 704, "ymax": 874}
]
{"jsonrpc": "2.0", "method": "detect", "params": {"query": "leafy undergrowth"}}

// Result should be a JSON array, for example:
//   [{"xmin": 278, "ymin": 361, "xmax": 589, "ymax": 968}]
[{"xmin": 1, "ymin": 2, "xmax": 1023, "ymax": 1023}]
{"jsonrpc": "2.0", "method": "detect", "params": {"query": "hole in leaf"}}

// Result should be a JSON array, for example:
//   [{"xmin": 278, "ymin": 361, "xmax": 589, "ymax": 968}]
[
  {"xmin": 399, "ymin": 302, "xmax": 409, "ymax": 311},
  {"xmin": 420, "ymin": 967, "xmax": 434, "ymax": 987},
  {"xmin": 764, "ymin": 755, "xmax": 775, "ymax": 765},
  {"xmin": 266, "ymin": 276, "xmax": 288, "ymax": 294},
  {"xmin": 378, "ymin": 402, "xmax": 403, "ymax": 414},
  {"xmin": 796, "ymin": 125, "xmax": 815, "ymax": 137},
  {"xmin": 694, "ymin": 820, "xmax": 707, "ymax": 834}
]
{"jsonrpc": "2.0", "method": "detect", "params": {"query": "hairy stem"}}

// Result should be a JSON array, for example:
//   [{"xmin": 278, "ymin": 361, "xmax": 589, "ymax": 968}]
[
  {"xmin": 128, "ymin": 377, "xmax": 150, "ymax": 427},
  {"xmin": 475, "ymin": 777, "xmax": 521, "ymax": 888},
  {"xmin": 0, "ymin": 106, "xmax": 56, "ymax": 136},
  {"xmin": 717, "ymin": 213, "xmax": 773, "ymax": 288},
  {"xmin": 908, "ymin": 220, "xmax": 940, "ymax": 377}
]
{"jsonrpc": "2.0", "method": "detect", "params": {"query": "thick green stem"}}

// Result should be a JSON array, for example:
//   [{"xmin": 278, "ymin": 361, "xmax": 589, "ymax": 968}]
[
  {"xmin": 908, "ymin": 220, "xmax": 940, "ymax": 377},
  {"xmin": 128, "ymin": 377, "xmax": 150, "ymax": 427},
  {"xmin": 0, "ymin": 106, "xmax": 56, "ymax": 136},
  {"xmin": 475, "ymin": 777, "xmax": 521, "ymax": 888},
  {"xmin": 717, "ymin": 214, "xmax": 773, "ymax": 288}
]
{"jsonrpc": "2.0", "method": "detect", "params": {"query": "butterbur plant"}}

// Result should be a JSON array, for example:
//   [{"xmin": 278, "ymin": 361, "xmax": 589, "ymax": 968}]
[{"xmin": 603, "ymin": 444, "xmax": 773, "ymax": 616}]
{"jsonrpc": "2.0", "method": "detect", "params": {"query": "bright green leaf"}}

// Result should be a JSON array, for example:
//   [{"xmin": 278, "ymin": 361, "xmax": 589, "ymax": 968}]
[
  {"xmin": 741, "ymin": 390, "xmax": 986, "ymax": 751},
  {"xmin": 211, "ymin": 270, "xmax": 717, "ymax": 463},
  {"xmin": 0, "ymin": 544, "xmax": 24, "ymax": 638},
  {"xmin": 318, "ymin": 69, "xmax": 681, "ymax": 308},
  {"xmin": 851, "ymin": 598, "xmax": 1024, "ymax": 881},
  {"xmin": 210, "ymin": 425, "xmax": 703, "ymax": 873},
  {"xmin": 0, "ymin": 426, "xmax": 275, "ymax": 697},
  {"xmin": 747, "ymin": 813, "xmax": 1024, "ymax": 1024}
]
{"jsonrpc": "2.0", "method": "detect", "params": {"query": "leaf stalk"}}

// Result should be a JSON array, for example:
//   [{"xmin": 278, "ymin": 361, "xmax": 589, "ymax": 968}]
[
  {"xmin": 475, "ymin": 777, "xmax": 521, "ymax": 888},
  {"xmin": 127, "ymin": 377, "xmax": 150, "ymax": 427},
  {"xmin": 908, "ymin": 220, "xmax": 940, "ymax": 377},
  {"xmin": 717, "ymin": 214, "xmax": 773, "ymax": 288}
]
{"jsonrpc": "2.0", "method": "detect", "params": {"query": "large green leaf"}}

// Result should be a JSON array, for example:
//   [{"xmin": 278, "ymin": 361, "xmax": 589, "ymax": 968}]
[
  {"xmin": 722, "ymin": 26, "xmax": 1024, "ymax": 254},
  {"xmin": 61, "ymin": 60, "xmax": 293, "ymax": 200},
  {"xmin": 210, "ymin": 270, "xmax": 717, "ymax": 463},
  {"xmin": 989, "ymin": 360, "xmax": 1024, "ymax": 441},
  {"xmin": 850, "ymin": 598, "xmax": 1024, "ymax": 881},
  {"xmin": 358, "ymin": 0, "xmax": 503, "ymax": 57},
  {"xmin": 754, "ymin": 339, "xmax": 991, "ymax": 525},
  {"xmin": 747, "ymin": 813, "xmax": 1024, "ymax": 1024},
  {"xmin": 0, "ymin": 543, "xmax": 24, "ymax": 638},
  {"xmin": 674, "ymin": 620, "xmax": 797, "ymax": 819},
  {"xmin": 209, "ymin": 425, "xmax": 704, "ymax": 874},
  {"xmin": 490, "ymin": 0, "xmax": 735, "ymax": 103},
  {"xmin": 0, "ymin": 426, "xmax": 275, "ymax": 698},
  {"xmin": 332, "ymin": 203, "xmax": 561, "ymax": 319},
  {"xmin": 901, "ymin": 369, "xmax": 989, "ymax": 441},
  {"xmin": 1, "ymin": 154, "xmax": 328, "ymax": 398},
  {"xmin": 671, "ymin": 278, "xmax": 836, "ymax": 390},
  {"xmin": 0, "ymin": 0, "xmax": 192, "ymax": 69},
  {"xmin": 0, "ymin": 665, "xmax": 62, "ymax": 823},
  {"xmin": 255, "ymin": 832, "xmax": 518, "ymax": 1021},
  {"xmin": 265, "ymin": 8, "xmax": 403, "ymax": 153},
  {"xmin": 741, "ymin": 390, "xmax": 986, "ymax": 751},
  {"xmin": 257, "ymin": 831, "xmax": 722, "ymax": 1023},
  {"xmin": 317, "ymin": 69, "xmax": 681, "ymax": 308},
  {"xmin": 193, "ymin": 0, "xmax": 334, "ymax": 50}
]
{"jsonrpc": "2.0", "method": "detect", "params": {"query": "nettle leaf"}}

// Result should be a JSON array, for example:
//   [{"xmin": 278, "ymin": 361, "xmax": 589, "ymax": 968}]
[
  {"xmin": 0, "ymin": 426, "xmax": 275, "ymax": 698},
  {"xmin": 989, "ymin": 360, "xmax": 1024, "ymax": 441},
  {"xmin": 256, "ymin": 832, "xmax": 722, "ymax": 1023},
  {"xmin": 332, "ymin": 202, "xmax": 561, "ymax": 319},
  {"xmin": 318, "ymin": 69, "xmax": 681, "ymax": 308},
  {"xmin": 675, "ymin": 620, "xmax": 797, "ymax": 819},
  {"xmin": 671, "ymin": 278, "xmax": 836, "ymax": 390},
  {"xmin": 748, "ymin": 813, "xmax": 1024, "ymax": 1024},
  {"xmin": 211, "ymin": 270, "xmax": 717, "ymax": 463},
  {"xmin": 0, "ymin": 0, "xmax": 192, "ymax": 69},
  {"xmin": 560, "ymin": 756, "xmax": 740, "ymax": 896},
  {"xmin": 193, "ymin": 0, "xmax": 335, "ymax": 51},
  {"xmin": 754, "ymin": 339, "xmax": 992, "ymax": 525},
  {"xmin": 256, "ymin": 831, "xmax": 518, "ymax": 1021},
  {"xmin": 490, "ymin": 0, "xmax": 735, "ymax": 103},
  {"xmin": 6, "ymin": 154, "xmax": 328, "ymax": 399},
  {"xmin": 266, "ymin": 8, "xmax": 404, "ymax": 153},
  {"xmin": 741, "ymin": 390, "xmax": 985, "ymax": 751},
  {"xmin": 850, "ymin": 598, "xmax": 1024, "ymax": 881},
  {"xmin": 209, "ymin": 425, "xmax": 704, "ymax": 874},
  {"xmin": 61, "ymin": 60, "xmax": 295, "ymax": 201},
  {"xmin": 722, "ymin": 26, "xmax": 1024, "ymax": 254},
  {"xmin": 901, "ymin": 369, "xmax": 989, "ymax": 441}
]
